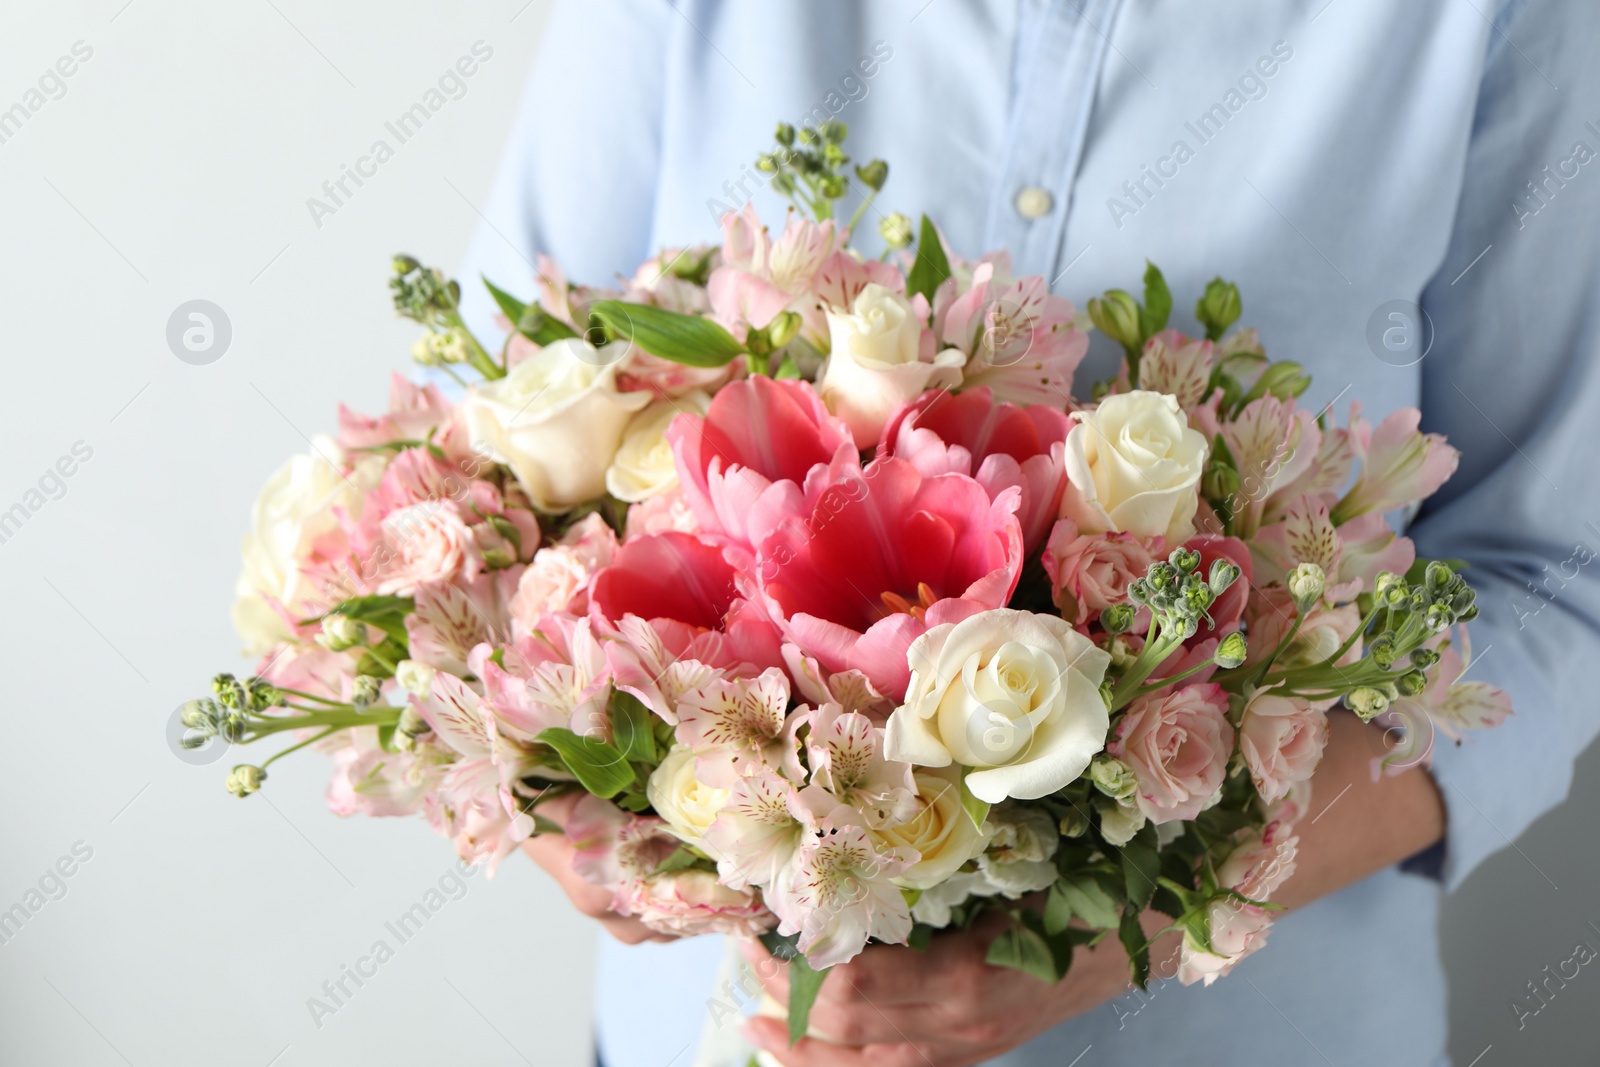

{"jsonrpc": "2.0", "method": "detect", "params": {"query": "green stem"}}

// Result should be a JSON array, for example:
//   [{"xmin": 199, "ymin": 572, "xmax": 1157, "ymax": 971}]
[
  {"xmin": 361, "ymin": 644, "xmax": 399, "ymax": 674},
  {"xmin": 260, "ymin": 725, "xmax": 338, "ymax": 769},
  {"xmin": 447, "ymin": 312, "xmax": 504, "ymax": 380},
  {"xmin": 1127, "ymin": 656, "xmax": 1217, "ymax": 701},
  {"xmin": 1314, "ymin": 599, "xmax": 1384, "ymax": 671},
  {"xmin": 272, "ymin": 687, "xmax": 350, "ymax": 708},
  {"xmin": 846, "ymin": 189, "xmax": 878, "ymax": 237},
  {"xmin": 1110, "ymin": 620, "xmax": 1176, "ymax": 711},
  {"xmin": 242, "ymin": 706, "xmax": 402, "ymax": 742}
]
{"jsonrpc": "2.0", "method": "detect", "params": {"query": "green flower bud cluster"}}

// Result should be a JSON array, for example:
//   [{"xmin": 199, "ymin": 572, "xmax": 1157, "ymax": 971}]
[
  {"xmin": 755, "ymin": 120, "xmax": 887, "ymax": 224},
  {"xmin": 1127, "ymin": 551, "xmax": 1239, "ymax": 642},
  {"xmin": 226, "ymin": 764, "xmax": 266, "ymax": 797},
  {"xmin": 390, "ymin": 255, "xmax": 500, "ymax": 381}
]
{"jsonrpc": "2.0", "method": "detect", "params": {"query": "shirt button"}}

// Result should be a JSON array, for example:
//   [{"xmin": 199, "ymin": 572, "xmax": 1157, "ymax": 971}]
[{"xmin": 1015, "ymin": 185, "xmax": 1053, "ymax": 219}]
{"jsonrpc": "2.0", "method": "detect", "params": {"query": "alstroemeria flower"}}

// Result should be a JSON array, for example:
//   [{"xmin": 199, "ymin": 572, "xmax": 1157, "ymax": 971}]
[
  {"xmin": 937, "ymin": 264, "xmax": 1088, "ymax": 407},
  {"xmin": 1332, "ymin": 407, "xmax": 1460, "ymax": 522}
]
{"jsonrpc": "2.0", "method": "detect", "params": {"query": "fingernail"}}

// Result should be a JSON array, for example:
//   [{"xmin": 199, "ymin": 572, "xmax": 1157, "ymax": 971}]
[{"xmin": 739, "ymin": 1020, "xmax": 771, "ymax": 1051}]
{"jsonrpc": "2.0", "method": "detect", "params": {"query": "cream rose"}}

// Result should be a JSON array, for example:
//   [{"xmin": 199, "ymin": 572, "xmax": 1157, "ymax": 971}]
[
  {"xmin": 1060, "ymin": 390, "xmax": 1208, "ymax": 544},
  {"xmin": 231, "ymin": 436, "xmax": 383, "ymax": 655},
  {"xmin": 462, "ymin": 338, "xmax": 651, "ymax": 512},
  {"xmin": 605, "ymin": 391, "xmax": 710, "ymax": 503},
  {"xmin": 819, "ymin": 283, "xmax": 964, "ymax": 447},
  {"xmin": 885, "ymin": 608, "xmax": 1112, "ymax": 804},
  {"xmin": 646, "ymin": 745, "xmax": 731, "ymax": 847},
  {"xmin": 873, "ymin": 766, "xmax": 991, "ymax": 890}
]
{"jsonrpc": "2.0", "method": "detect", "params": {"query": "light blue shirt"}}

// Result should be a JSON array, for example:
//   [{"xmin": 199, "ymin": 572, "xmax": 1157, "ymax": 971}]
[{"xmin": 457, "ymin": 2, "xmax": 1600, "ymax": 1064}]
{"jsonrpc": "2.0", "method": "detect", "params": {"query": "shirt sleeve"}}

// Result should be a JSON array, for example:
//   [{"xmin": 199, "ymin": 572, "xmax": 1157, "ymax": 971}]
[
  {"xmin": 454, "ymin": 0, "xmax": 675, "ymax": 344},
  {"xmin": 1406, "ymin": 0, "xmax": 1600, "ymax": 891}
]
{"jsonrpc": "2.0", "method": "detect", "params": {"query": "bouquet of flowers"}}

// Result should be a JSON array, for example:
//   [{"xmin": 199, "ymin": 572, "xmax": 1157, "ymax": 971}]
[{"xmin": 188, "ymin": 122, "xmax": 1511, "ymax": 1042}]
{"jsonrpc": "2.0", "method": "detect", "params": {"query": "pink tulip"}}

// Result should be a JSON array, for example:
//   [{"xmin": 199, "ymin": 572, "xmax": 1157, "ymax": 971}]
[
  {"xmin": 667, "ymin": 376, "xmax": 856, "ymax": 546},
  {"xmin": 880, "ymin": 387, "xmax": 1070, "ymax": 553},
  {"xmin": 746, "ymin": 454, "xmax": 1023, "ymax": 701}
]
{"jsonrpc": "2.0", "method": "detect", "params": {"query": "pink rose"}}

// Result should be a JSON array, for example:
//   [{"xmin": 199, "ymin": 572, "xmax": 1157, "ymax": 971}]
[
  {"xmin": 371, "ymin": 502, "xmax": 480, "ymax": 595},
  {"xmin": 1109, "ymin": 683, "xmax": 1234, "ymax": 823},
  {"xmin": 1041, "ymin": 519, "xmax": 1156, "ymax": 625},
  {"xmin": 614, "ymin": 869, "xmax": 776, "ymax": 938},
  {"xmin": 508, "ymin": 513, "xmax": 617, "ymax": 627},
  {"xmin": 1178, "ymin": 826, "xmax": 1298, "ymax": 985},
  {"xmin": 1238, "ymin": 690, "xmax": 1329, "ymax": 804}
]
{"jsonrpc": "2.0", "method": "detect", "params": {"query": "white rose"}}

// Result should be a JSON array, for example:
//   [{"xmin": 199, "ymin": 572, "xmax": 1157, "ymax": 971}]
[
  {"xmin": 646, "ymin": 745, "xmax": 731, "ymax": 847},
  {"xmin": 462, "ymin": 338, "xmax": 650, "ymax": 512},
  {"xmin": 231, "ymin": 436, "xmax": 382, "ymax": 655},
  {"xmin": 872, "ymin": 766, "xmax": 991, "ymax": 890},
  {"xmin": 819, "ymin": 283, "xmax": 964, "ymax": 447},
  {"xmin": 1060, "ymin": 389, "xmax": 1208, "ymax": 544},
  {"xmin": 885, "ymin": 608, "xmax": 1112, "ymax": 804},
  {"xmin": 605, "ymin": 391, "xmax": 710, "ymax": 503}
]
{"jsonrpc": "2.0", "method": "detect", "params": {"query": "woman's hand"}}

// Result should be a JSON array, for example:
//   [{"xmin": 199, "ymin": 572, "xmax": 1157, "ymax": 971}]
[
  {"xmin": 519, "ymin": 792, "xmax": 673, "ymax": 945},
  {"xmin": 738, "ymin": 910, "xmax": 1178, "ymax": 1067}
]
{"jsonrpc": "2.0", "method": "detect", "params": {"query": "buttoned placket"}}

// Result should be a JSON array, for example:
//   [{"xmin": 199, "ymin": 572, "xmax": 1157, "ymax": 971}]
[{"xmin": 983, "ymin": 0, "xmax": 1123, "ymax": 285}]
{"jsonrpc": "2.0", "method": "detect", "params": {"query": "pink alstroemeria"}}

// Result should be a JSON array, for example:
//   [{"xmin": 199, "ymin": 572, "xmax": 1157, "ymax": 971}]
[
  {"xmin": 666, "ymin": 376, "xmax": 857, "ymax": 547},
  {"xmin": 1137, "ymin": 330, "xmax": 1216, "ymax": 410},
  {"xmin": 1220, "ymin": 396, "xmax": 1322, "ymax": 539},
  {"xmin": 406, "ymin": 572, "xmax": 517, "ymax": 677},
  {"xmin": 803, "ymin": 703, "xmax": 917, "ymax": 828},
  {"xmin": 337, "ymin": 372, "xmax": 454, "ymax": 450},
  {"xmin": 768, "ymin": 807, "xmax": 916, "ymax": 969},
  {"xmin": 1252, "ymin": 495, "xmax": 1413, "ymax": 601},
  {"xmin": 936, "ymin": 263, "xmax": 1088, "ymax": 407},
  {"xmin": 880, "ymin": 386, "xmax": 1070, "ymax": 554},
  {"xmin": 674, "ymin": 667, "xmax": 800, "ymax": 785},
  {"xmin": 1332, "ymin": 407, "xmax": 1460, "ymax": 523},
  {"xmin": 747, "ymin": 454, "xmax": 1025, "ymax": 701}
]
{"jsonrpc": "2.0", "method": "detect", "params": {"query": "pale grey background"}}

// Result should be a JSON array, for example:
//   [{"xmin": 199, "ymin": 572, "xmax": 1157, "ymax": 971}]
[{"xmin": 0, "ymin": 3, "xmax": 1593, "ymax": 1065}]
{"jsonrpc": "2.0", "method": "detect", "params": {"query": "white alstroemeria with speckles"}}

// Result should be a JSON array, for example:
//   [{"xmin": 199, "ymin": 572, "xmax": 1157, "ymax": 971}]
[
  {"xmin": 675, "ymin": 667, "xmax": 798, "ymax": 786},
  {"xmin": 804, "ymin": 702, "xmax": 917, "ymax": 828}
]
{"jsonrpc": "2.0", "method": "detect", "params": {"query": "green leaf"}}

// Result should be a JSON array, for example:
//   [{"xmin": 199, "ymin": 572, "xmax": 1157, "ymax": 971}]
[
  {"xmin": 986, "ymin": 924, "xmax": 1059, "ymax": 983},
  {"xmin": 907, "ymin": 924, "xmax": 935, "ymax": 951},
  {"xmin": 905, "ymin": 214, "xmax": 951, "ymax": 304},
  {"xmin": 1061, "ymin": 876, "xmax": 1122, "ymax": 930},
  {"xmin": 653, "ymin": 845, "xmax": 704, "ymax": 875},
  {"xmin": 958, "ymin": 770, "xmax": 991, "ymax": 833},
  {"xmin": 774, "ymin": 353, "xmax": 802, "ymax": 379},
  {"xmin": 1119, "ymin": 831, "xmax": 1162, "ymax": 910},
  {"xmin": 786, "ymin": 953, "xmax": 831, "ymax": 1046},
  {"xmin": 609, "ymin": 690, "xmax": 658, "ymax": 763},
  {"xmin": 588, "ymin": 300, "xmax": 745, "ymax": 367},
  {"xmin": 1119, "ymin": 907, "xmax": 1151, "ymax": 989},
  {"xmin": 355, "ymin": 635, "xmax": 408, "ymax": 680},
  {"xmin": 536, "ymin": 728, "xmax": 635, "ymax": 798},
  {"xmin": 483, "ymin": 276, "xmax": 578, "ymax": 345},
  {"xmin": 1043, "ymin": 880, "xmax": 1074, "ymax": 936},
  {"xmin": 307, "ymin": 594, "xmax": 414, "ymax": 643},
  {"xmin": 1140, "ymin": 261, "xmax": 1172, "ymax": 336}
]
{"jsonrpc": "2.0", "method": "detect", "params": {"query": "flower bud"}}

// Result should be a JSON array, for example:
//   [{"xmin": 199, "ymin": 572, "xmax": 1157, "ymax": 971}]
[
  {"xmin": 1089, "ymin": 755, "xmax": 1138, "ymax": 801},
  {"xmin": 1409, "ymin": 647, "xmax": 1440, "ymax": 670},
  {"xmin": 818, "ymin": 119, "xmax": 847, "ymax": 144},
  {"xmin": 1169, "ymin": 547, "xmax": 1202, "ymax": 574},
  {"xmin": 1107, "ymin": 636, "xmax": 1137, "ymax": 670},
  {"xmin": 393, "ymin": 704, "xmax": 428, "ymax": 752},
  {"xmin": 1367, "ymin": 632, "xmax": 1397, "ymax": 668},
  {"xmin": 1099, "ymin": 603, "xmax": 1137, "ymax": 635},
  {"xmin": 765, "ymin": 310, "xmax": 801, "ymax": 350},
  {"xmin": 1214, "ymin": 631, "xmax": 1248, "ymax": 669},
  {"xmin": 854, "ymin": 159, "xmax": 889, "ymax": 192},
  {"xmin": 1059, "ymin": 807, "xmax": 1090, "ymax": 838},
  {"xmin": 774, "ymin": 122, "xmax": 795, "ymax": 147},
  {"xmin": 1088, "ymin": 290, "xmax": 1143, "ymax": 354},
  {"xmin": 1203, "ymin": 463, "xmax": 1241, "ymax": 507},
  {"xmin": 878, "ymin": 212, "xmax": 914, "ymax": 250},
  {"xmin": 1345, "ymin": 686, "xmax": 1390, "ymax": 721},
  {"xmin": 181, "ymin": 698, "xmax": 220, "ymax": 730},
  {"xmin": 316, "ymin": 614, "xmax": 366, "ymax": 652},
  {"xmin": 1287, "ymin": 562, "xmax": 1326, "ymax": 611},
  {"xmin": 1395, "ymin": 670, "xmax": 1428, "ymax": 697},
  {"xmin": 1208, "ymin": 558, "xmax": 1241, "ymax": 597},
  {"xmin": 411, "ymin": 334, "xmax": 441, "ymax": 367},
  {"xmin": 1253, "ymin": 361, "xmax": 1311, "ymax": 401},
  {"xmin": 1195, "ymin": 277, "xmax": 1242, "ymax": 339},
  {"xmin": 350, "ymin": 675, "xmax": 382, "ymax": 708},
  {"xmin": 1425, "ymin": 560, "xmax": 1454, "ymax": 595},
  {"xmin": 395, "ymin": 659, "xmax": 437, "ymax": 698},
  {"xmin": 226, "ymin": 764, "xmax": 266, "ymax": 798},
  {"xmin": 212, "ymin": 673, "xmax": 248, "ymax": 710},
  {"xmin": 392, "ymin": 254, "xmax": 420, "ymax": 276}
]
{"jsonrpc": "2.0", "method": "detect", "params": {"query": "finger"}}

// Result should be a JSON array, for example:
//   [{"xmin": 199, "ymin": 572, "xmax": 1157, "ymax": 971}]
[{"xmin": 741, "ymin": 1017, "xmax": 927, "ymax": 1067}]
